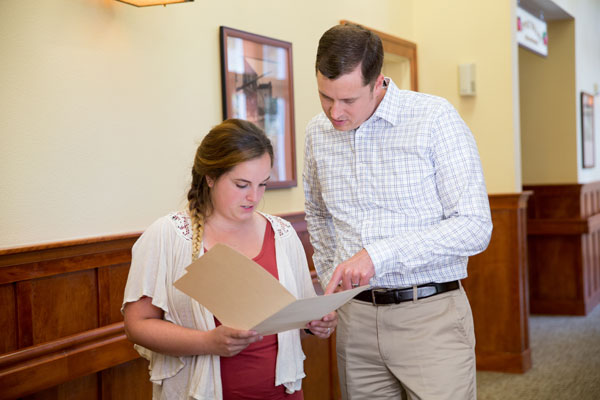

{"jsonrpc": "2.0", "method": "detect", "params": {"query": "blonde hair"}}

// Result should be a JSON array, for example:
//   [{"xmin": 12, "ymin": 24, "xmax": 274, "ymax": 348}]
[{"xmin": 187, "ymin": 119, "xmax": 273, "ymax": 260}]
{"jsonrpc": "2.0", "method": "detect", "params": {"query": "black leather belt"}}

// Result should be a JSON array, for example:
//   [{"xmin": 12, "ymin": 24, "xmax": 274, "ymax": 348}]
[{"xmin": 354, "ymin": 281, "xmax": 459, "ymax": 305}]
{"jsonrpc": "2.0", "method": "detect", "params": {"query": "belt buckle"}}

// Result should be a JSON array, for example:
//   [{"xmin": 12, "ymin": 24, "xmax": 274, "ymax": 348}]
[
  {"xmin": 418, "ymin": 285, "xmax": 437, "ymax": 299},
  {"xmin": 371, "ymin": 288, "xmax": 387, "ymax": 306}
]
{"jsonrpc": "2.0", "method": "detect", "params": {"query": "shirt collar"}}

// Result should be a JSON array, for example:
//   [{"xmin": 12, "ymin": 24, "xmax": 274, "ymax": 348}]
[{"xmin": 369, "ymin": 77, "xmax": 402, "ymax": 127}]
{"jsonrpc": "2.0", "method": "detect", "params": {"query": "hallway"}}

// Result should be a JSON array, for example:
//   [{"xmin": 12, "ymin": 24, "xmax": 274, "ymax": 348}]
[{"xmin": 477, "ymin": 305, "xmax": 600, "ymax": 399}]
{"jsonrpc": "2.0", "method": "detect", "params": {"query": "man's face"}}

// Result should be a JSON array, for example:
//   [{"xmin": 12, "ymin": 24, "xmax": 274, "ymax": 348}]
[{"xmin": 317, "ymin": 66, "xmax": 384, "ymax": 131}]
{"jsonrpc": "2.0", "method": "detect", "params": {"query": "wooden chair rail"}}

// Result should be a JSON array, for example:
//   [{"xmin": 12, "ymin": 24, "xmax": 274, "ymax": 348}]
[
  {"xmin": 0, "ymin": 234, "xmax": 139, "ymax": 285},
  {"xmin": 0, "ymin": 233, "xmax": 140, "ymax": 259},
  {"xmin": 0, "ymin": 322, "xmax": 126, "ymax": 369},
  {"xmin": 0, "ymin": 323, "xmax": 138, "ymax": 399},
  {"xmin": 528, "ymin": 214, "xmax": 600, "ymax": 235}
]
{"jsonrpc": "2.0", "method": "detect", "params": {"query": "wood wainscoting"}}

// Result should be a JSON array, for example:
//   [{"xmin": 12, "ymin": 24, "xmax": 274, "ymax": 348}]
[
  {"xmin": 279, "ymin": 212, "xmax": 340, "ymax": 400},
  {"xmin": 0, "ymin": 234, "xmax": 151, "ymax": 400},
  {"xmin": 524, "ymin": 183, "xmax": 600, "ymax": 315},
  {"xmin": 463, "ymin": 193, "xmax": 532, "ymax": 373},
  {"xmin": 0, "ymin": 197, "xmax": 533, "ymax": 398},
  {"xmin": 285, "ymin": 194, "xmax": 535, "ymax": 377},
  {"xmin": 0, "ymin": 214, "xmax": 338, "ymax": 400}
]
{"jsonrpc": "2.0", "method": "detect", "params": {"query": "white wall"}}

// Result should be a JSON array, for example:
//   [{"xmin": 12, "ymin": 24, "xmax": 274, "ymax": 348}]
[{"xmin": 553, "ymin": 0, "xmax": 600, "ymax": 182}]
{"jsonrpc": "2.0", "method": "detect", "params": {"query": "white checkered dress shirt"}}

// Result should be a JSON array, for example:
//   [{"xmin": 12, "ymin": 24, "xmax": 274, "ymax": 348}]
[{"xmin": 304, "ymin": 79, "xmax": 492, "ymax": 289}]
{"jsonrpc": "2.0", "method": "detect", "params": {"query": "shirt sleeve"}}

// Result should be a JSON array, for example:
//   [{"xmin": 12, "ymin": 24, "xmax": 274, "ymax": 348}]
[
  {"xmin": 122, "ymin": 216, "xmax": 175, "ymax": 315},
  {"xmin": 121, "ymin": 216, "xmax": 191, "ymax": 387},
  {"xmin": 364, "ymin": 104, "xmax": 493, "ymax": 275},
  {"xmin": 303, "ymin": 125, "xmax": 337, "ymax": 289}
]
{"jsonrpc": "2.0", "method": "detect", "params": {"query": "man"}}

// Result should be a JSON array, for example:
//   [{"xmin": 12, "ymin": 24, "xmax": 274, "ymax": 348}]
[{"xmin": 303, "ymin": 23, "xmax": 493, "ymax": 400}]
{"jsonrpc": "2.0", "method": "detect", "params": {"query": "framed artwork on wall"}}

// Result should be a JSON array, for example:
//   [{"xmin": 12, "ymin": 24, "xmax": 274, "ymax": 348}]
[
  {"xmin": 220, "ymin": 26, "xmax": 297, "ymax": 189},
  {"xmin": 581, "ymin": 92, "xmax": 595, "ymax": 169}
]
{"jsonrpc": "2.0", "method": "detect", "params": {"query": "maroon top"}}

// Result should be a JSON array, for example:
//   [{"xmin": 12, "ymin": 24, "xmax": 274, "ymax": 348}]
[{"xmin": 214, "ymin": 223, "xmax": 304, "ymax": 400}]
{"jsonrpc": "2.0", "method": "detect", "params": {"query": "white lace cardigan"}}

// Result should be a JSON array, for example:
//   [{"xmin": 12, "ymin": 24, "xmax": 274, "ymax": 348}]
[{"xmin": 122, "ymin": 211, "xmax": 316, "ymax": 399}]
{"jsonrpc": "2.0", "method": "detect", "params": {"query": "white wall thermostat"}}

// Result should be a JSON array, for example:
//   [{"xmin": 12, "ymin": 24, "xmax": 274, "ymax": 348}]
[{"xmin": 459, "ymin": 63, "xmax": 476, "ymax": 96}]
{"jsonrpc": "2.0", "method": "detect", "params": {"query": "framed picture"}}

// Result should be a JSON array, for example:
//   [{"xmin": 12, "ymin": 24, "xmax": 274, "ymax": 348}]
[
  {"xmin": 581, "ymin": 92, "xmax": 595, "ymax": 169},
  {"xmin": 220, "ymin": 26, "xmax": 297, "ymax": 189}
]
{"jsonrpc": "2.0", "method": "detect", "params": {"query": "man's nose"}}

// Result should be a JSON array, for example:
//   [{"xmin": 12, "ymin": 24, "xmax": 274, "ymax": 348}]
[{"xmin": 330, "ymin": 101, "xmax": 343, "ymax": 119}]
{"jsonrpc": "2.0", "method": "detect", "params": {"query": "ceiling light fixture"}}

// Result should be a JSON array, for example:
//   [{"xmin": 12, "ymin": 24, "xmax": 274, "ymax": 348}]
[{"xmin": 116, "ymin": 0, "xmax": 193, "ymax": 7}]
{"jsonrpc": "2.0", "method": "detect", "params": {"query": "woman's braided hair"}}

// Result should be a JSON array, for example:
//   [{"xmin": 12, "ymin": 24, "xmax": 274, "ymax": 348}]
[{"xmin": 187, "ymin": 119, "xmax": 273, "ymax": 260}]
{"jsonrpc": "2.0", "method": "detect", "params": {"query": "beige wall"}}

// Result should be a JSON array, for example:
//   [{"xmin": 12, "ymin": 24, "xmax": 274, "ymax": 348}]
[
  {"xmin": 0, "ymin": 0, "xmax": 416, "ymax": 247},
  {"xmin": 555, "ymin": 0, "xmax": 600, "ymax": 183},
  {"xmin": 413, "ymin": 0, "xmax": 521, "ymax": 194},
  {"xmin": 3, "ymin": 0, "xmax": 597, "ymax": 248},
  {"xmin": 524, "ymin": 0, "xmax": 600, "ymax": 184},
  {"xmin": 520, "ymin": 20, "xmax": 577, "ymax": 184}
]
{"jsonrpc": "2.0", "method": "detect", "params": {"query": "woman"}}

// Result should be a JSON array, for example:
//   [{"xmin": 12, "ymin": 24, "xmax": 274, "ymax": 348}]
[{"xmin": 122, "ymin": 119, "xmax": 337, "ymax": 400}]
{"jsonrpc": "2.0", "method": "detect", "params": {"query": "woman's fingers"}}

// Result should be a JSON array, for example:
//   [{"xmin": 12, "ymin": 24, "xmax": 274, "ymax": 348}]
[{"xmin": 213, "ymin": 326, "xmax": 262, "ymax": 357}]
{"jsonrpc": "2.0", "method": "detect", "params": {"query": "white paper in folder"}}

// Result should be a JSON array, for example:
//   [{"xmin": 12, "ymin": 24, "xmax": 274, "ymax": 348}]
[{"xmin": 173, "ymin": 243, "xmax": 367, "ymax": 335}]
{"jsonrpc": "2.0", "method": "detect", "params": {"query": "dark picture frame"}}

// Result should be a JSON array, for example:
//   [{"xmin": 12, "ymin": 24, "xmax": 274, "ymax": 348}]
[
  {"xmin": 220, "ymin": 26, "xmax": 297, "ymax": 189},
  {"xmin": 581, "ymin": 92, "xmax": 595, "ymax": 169}
]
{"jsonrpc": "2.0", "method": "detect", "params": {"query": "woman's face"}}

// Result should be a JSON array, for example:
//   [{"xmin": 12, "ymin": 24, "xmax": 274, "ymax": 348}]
[{"xmin": 207, "ymin": 153, "xmax": 271, "ymax": 223}]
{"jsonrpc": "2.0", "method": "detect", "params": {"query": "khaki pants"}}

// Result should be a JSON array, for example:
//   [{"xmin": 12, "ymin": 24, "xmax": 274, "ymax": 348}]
[{"xmin": 336, "ymin": 285, "xmax": 476, "ymax": 400}]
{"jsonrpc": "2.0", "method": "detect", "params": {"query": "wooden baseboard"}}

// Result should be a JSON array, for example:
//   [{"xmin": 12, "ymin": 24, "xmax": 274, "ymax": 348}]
[
  {"xmin": 475, "ymin": 348, "xmax": 532, "ymax": 374},
  {"xmin": 530, "ymin": 300, "xmax": 587, "ymax": 316}
]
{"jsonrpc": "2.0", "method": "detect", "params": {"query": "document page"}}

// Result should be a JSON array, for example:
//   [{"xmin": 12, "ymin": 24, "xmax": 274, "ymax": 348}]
[{"xmin": 173, "ymin": 243, "xmax": 368, "ymax": 334}]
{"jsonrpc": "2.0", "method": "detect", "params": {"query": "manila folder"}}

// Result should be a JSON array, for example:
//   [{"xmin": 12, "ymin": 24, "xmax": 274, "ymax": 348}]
[{"xmin": 173, "ymin": 243, "xmax": 366, "ymax": 335}]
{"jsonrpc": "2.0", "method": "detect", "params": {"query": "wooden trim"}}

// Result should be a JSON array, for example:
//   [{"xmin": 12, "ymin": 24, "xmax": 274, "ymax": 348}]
[
  {"xmin": 527, "ymin": 216, "xmax": 600, "ymax": 235},
  {"xmin": 97, "ymin": 266, "xmax": 113, "ymax": 327},
  {"xmin": 0, "ymin": 233, "xmax": 141, "ymax": 256},
  {"xmin": 0, "ymin": 212, "xmax": 337, "ymax": 399},
  {"xmin": 287, "ymin": 198, "xmax": 533, "ymax": 374},
  {"xmin": 525, "ymin": 182, "xmax": 600, "ymax": 315},
  {"xmin": 523, "ymin": 183, "xmax": 583, "ymax": 195},
  {"xmin": 278, "ymin": 211, "xmax": 307, "ymax": 232},
  {"xmin": 340, "ymin": 20, "xmax": 418, "ymax": 92},
  {"xmin": 0, "ymin": 323, "xmax": 138, "ymax": 400},
  {"xmin": 0, "ymin": 322, "xmax": 126, "ymax": 369},
  {"xmin": 475, "ymin": 349, "xmax": 532, "ymax": 374},
  {"xmin": 0, "ymin": 235, "xmax": 140, "ymax": 285},
  {"xmin": 489, "ymin": 191, "xmax": 533, "ymax": 209},
  {"xmin": 0, "ymin": 234, "xmax": 142, "ymax": 398},
  {"xmin": 463, "ymin": 192, "xmax": 532, "ymax": 373},
  {"xmin": 0, "ymin": 198, "xmax": 532, "ymax": 398},
  {"xmin": 16, "ymin": 281, "xmax": 34, "ymax": 349}
]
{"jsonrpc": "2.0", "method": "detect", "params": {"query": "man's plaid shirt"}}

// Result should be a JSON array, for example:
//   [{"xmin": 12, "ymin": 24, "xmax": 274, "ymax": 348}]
[{"xmin": 303, "ymin": 79, "xmax": 492, "ymax": 289}]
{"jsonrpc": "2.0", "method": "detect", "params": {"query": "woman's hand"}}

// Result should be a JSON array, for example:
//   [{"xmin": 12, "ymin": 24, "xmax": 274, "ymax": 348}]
[
  {"xmin": 305, "ymin": 311, "xmax": 337, "ymax": 339},
  {"xmin": 208, "ymin": 325, "xmax": 263, "ymax": 357},
  {"xmin": 124, "ymin": 297, "xmax": 262, "ymax": 357}
]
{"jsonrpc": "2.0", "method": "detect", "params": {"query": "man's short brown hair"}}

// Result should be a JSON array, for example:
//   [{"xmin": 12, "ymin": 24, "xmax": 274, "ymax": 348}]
[{"xmin": 315, "ymin": 23, "xmax": 384, "ymax": 87}]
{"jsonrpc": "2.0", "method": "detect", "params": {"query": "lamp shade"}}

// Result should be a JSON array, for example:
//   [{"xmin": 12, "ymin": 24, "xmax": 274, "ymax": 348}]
[{"xmin": 117, "ymin": 0, "xmax": 193, "ymax": 6}]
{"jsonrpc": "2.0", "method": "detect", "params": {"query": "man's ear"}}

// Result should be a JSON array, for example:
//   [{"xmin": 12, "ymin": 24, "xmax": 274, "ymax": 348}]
[
  {"xmin": 370, "ymin": 73, "xmax": 385, "ymax": 93},
  {"xmin": 375, "ymin": 74, "xmax": 385, "ymax": 90}
]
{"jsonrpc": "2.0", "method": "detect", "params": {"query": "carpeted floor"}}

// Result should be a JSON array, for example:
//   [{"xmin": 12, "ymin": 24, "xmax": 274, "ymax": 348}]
[{"xmin": 476, "ymin": 304, "xmax": 600, "ymax": 399}]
